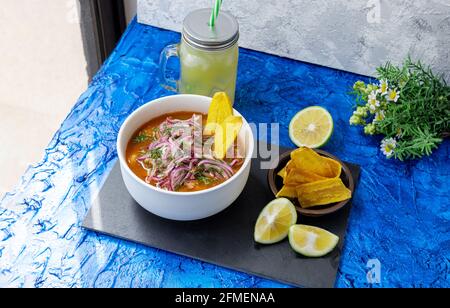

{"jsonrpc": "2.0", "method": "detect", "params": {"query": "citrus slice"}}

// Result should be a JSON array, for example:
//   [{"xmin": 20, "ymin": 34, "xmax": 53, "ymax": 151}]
[
  {"xmin": 288, "ymin": 225, "xmax": 339, "ymax": 257},
  {"xmin": 254, "ymin": 198, "xmax": 298, "ymax": 244},
  {"xmin": 289, "ymin": 106, "xmax": 334, "ymax": 148}
]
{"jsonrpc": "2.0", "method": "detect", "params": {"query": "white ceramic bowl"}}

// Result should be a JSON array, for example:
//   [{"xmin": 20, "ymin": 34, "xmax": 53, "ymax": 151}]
[{"xmin": 117, "ymin": 94, "xmax": 255, "ymax": 221}]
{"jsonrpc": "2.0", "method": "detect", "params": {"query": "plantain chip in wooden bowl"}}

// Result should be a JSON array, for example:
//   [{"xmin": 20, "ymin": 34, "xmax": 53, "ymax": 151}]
[{"xmin": 268, "ymin": 149, "xmax": 355, "ymax": 217}]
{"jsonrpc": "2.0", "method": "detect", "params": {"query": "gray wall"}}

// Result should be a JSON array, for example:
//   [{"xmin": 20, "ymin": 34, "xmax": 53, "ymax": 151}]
[
  {"xmin": 137, "ymin": 0, "xmax": 450, "ymax": 81},
  {"xmin": 124, "ymin": 0, "xmax": 137, "ymax": 24}
]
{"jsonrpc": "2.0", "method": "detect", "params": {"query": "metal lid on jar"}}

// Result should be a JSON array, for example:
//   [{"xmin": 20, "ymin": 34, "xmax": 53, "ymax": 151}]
[{"xmin": 182, "ymin": 8, "xmax": 239, "ymax": 51}]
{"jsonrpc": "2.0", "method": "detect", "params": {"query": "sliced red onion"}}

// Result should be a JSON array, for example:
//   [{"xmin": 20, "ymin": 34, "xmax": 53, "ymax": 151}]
[
  {"xmin": 136, "ymin": 114, "xmax": 242, "ymax": 192},
  {"xmin": 229, "ymin": 159, "xmax": 243, "ymax": 168},
  {"xmin": 198, "ymin": 159, "xmax": 233, "ymax": 177}
]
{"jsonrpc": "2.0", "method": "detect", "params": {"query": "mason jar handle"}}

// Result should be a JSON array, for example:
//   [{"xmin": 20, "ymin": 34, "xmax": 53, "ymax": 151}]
[{"xmin": 159, "ymin": 44, "xmax": 180, "ymax": 92}]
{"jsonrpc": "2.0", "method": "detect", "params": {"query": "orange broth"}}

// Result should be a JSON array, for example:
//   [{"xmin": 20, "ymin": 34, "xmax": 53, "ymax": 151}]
[{"xmin": 126, "ymin": 112, "xmax": 243, "ymax": 192}]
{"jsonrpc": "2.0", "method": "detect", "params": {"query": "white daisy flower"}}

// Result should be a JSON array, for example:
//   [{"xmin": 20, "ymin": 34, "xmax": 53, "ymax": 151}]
[
  {"xmin": 387, "ymin": 88, "xmax": 400, "ymax": 102},
  {"xmin": 374, "ymin": 110, "xmax": 386, "ymax": 122},
  {"xmin": 368, "ymin": 90, "xmax": 378, "ymax": 101},
  {"xmin": 368, "ymin": 96, "xmax": 380, "ymax": 112},
  {"xmin": 380, "ymin": 138, "xmax": 397, "ymax": 158},
  {"xmin": 379, "ymin": 79, "xmax": 389, "ymax": 95}
]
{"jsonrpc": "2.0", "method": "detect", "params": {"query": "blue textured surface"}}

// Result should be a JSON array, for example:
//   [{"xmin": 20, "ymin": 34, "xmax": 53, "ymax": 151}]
[{"xmin": 0, "ymin": 19, "xmax": 449, "ymax": 288}]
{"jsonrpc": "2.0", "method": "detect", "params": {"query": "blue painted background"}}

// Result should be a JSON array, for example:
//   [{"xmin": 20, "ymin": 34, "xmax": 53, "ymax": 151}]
[{"xmin": 0, "ymin": 19, "xmax": 449, "ymax": 288}]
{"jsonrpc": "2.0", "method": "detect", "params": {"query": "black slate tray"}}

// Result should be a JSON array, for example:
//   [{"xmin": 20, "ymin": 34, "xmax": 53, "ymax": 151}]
[{"xmin": 82, "ymin": 146, "xmax": 360, "ymax": 288}]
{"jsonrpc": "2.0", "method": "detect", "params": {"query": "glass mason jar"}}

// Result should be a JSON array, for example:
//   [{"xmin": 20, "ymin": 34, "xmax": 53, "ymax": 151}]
[{"xmin": 159, "ymin": 9, "xmax": 239, "ymax": 104}]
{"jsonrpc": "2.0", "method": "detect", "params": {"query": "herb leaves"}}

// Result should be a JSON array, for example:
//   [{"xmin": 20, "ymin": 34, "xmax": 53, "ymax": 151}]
[
  {"xmin": 132, "ymin": 132, "xmax": 151, "ymax": 144},
  {"xmin": 352, "ymin": 57, "xmax": 450, "ymax": 160}
]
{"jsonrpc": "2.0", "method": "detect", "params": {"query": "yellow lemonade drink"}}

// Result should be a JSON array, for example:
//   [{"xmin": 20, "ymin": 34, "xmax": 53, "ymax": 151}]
[
  {"xmin": 179, "ymin": 39, "xmax": 238, "ymax": 103},
  {"xmin": 159, "ymin": 9, "xmax": 240, "ymax": 104}
]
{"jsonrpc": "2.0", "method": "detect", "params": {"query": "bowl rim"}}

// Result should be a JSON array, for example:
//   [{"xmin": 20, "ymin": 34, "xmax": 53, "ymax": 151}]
[
  {"xmin": 267, "ymin": 148, "xmax": 355, "ymax": 217},
  {"xmin": 117, "ymin": 94, "xmax": 255, "ymax": 196}
]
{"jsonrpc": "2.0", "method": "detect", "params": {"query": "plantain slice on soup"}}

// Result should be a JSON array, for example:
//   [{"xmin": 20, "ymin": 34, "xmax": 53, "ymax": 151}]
[
  {"xmin": 204, "ymin": 92, "xmax": 234, "ymax": 135},
  {"xmin": 214, "ymin": 115, "xmax": 243, "ymax": 160}
]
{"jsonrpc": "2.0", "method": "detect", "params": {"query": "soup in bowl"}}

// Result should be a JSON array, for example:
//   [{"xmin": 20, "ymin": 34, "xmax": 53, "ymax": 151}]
[{"xmin": 117, "ymin": 94, "xmax": 255, "ymax": 221}]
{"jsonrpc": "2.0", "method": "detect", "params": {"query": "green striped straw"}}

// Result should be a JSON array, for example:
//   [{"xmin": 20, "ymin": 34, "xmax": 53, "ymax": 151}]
[{"xmin": 209, "ymin": 0, "xmax": 223, "ymax": 27}]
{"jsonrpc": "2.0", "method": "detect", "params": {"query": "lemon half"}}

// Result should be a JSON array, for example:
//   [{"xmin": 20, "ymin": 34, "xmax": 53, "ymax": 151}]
[{"xmin": 289, "ymin": 106, "xmax": 334, "ymax": 148}]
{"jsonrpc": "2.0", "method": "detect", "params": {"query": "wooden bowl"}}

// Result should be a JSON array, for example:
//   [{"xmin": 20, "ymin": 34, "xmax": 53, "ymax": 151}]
[{"xmin": 267, "ymin": 149, "xmax": 355, "ymax": 217}]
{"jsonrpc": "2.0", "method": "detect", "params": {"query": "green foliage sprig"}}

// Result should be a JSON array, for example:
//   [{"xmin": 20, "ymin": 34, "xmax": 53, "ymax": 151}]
[{"xmin": 350, "ymin": 57, "xmax": 450, "ymax": 161}]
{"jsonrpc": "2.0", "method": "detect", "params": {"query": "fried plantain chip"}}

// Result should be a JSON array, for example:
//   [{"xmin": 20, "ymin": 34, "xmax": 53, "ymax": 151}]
[
  {"xmin": 204, "ymin": 92, "xmax": 233, "ymax": 135},
  {"xmin": 290, "ymin": 147, "xmax": 341, "ymax": 178},
  {"xmin": 284, "ymin": 168, "xmax": 327, "ymax": 185},
  {"xmin": 296, "ymin": 178, "xmax": 352, "ymax": 208},
  {"xmin": 214, "ymin": 115, "xmax": 243, "ymax": 160},
  {"xmin": 277, "ymin": 166, "xmax": 287, "ymax": 180},
  {"xmin": 276, "ymin": 185, "xmax": 298, "ymax": 198}
]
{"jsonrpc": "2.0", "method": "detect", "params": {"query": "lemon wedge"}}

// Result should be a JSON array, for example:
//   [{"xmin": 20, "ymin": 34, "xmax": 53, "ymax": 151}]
[
  {"xmin": 289, "ymin": 106, "xmax": 333, "ymax": 148},
  {"xmin": 254, "ymin": 198, "xmax": 297, "ymax": 244},
  {"xmin": 288, "ymin": 225, "xmax": 339, "ymax": 257}
]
